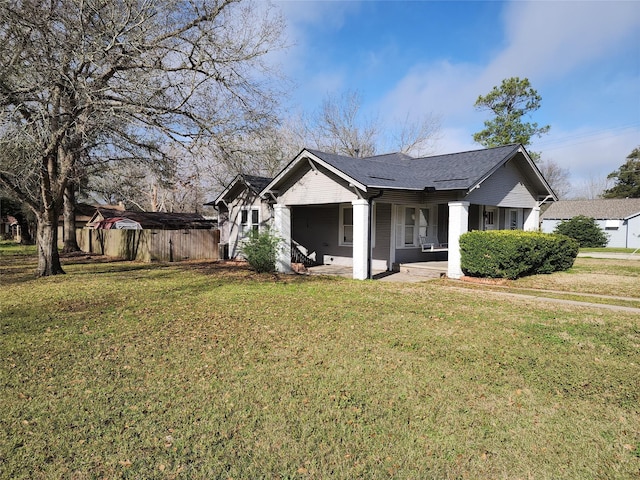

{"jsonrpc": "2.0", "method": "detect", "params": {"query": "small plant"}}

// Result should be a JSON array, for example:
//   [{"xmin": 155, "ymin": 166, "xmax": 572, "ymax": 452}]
[
  {"xmin": 240, "ymin": 228, "xmax": 282, "ymax": 273},
  {"xmin": 553, "ymin": 215, "xmax": 609, "ymax": 248}
]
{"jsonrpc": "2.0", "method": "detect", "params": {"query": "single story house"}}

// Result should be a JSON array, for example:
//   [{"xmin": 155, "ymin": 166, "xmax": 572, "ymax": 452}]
[
  {"xmin": 87, "ymin": 207, "xmax": 217, "ymax": 230},
  {"xmin": 213, "ymin": 144, "xmax": 556, "ymax": 279},
  {"xmin": 541, "ymin": 198, "xmax": 640, "ymax": 249}
]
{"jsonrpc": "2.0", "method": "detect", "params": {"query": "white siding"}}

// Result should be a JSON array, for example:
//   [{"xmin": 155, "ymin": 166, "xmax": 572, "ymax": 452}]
[
  {"xmin": 465, "ymin": 160, "xmax": 538, "ymax": 208},
  {"xmin": 227, "ymin": 190, "xmax": 272, "ymax": 259},
  {"xmin": 279, "ymin": 166, "xmax": 357, "ymax": 206},
  {"xmin": 601, "ymin": 219, "xmax": 627, "ymax": 248},
  {"xmin": 628, "ymin": 216, "xmax": 640, "ymax": 249}
]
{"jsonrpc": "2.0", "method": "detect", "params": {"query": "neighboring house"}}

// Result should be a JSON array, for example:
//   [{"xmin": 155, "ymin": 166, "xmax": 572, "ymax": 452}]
[
  {"xmin": 0, "ymin": 215, "xmax": 19, "ymax": 240},
  {"xmin": 216, "ymin": 144, "xmax": 556, "ymax": 279},
  {"xmin": 57, "ymin": 202, "xmax": 104, "ymax": 247},
  {"xmin": 211, "ymin": 174, "xmax": 273, "ymax": 259},
  {"xmin": 80, "ymin": 207, "xmax": 219, "ymax": 262},
  {"xmin": 87, "ymin": 207, "xmax": 217, "ymax": 230},
  {"xmin": 541, "ymin": 199, "xmax": 640, "ymax": 249}
]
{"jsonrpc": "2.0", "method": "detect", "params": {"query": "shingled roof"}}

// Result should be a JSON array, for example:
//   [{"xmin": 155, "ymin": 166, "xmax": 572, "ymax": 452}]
[
  {"xmin": 90, "ymin": 208, "xmax": 216, "ymax": 229},
  {"xmin": 293, "ymin": 144, "xmax": 544, "ymax": 192},
  {"xmin": 541, "ymin": 199, "xmax": 640, "ymax": 220},
  {"xmin": 210, "ymin": 174, "xmax": 273, "ymax": 207},
  {"xmin": 241, "ymin": 174, "xmax": 272, "ymax": 194}
]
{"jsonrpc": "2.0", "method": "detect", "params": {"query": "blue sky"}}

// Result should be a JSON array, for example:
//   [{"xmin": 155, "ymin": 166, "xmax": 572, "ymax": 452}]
[{"xmin": 275, "ymin": 0, "xmax": 640, "ymax": 197}]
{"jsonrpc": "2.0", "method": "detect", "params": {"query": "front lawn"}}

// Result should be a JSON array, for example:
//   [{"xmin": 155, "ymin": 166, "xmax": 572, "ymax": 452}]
[{"xmin": 1, "ymin": 247, "xmax": 639, "ymax": 479}]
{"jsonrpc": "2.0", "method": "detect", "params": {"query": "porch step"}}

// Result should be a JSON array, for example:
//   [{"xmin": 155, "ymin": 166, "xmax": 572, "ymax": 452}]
[{"xmin": 398, "ymin": 262, "xmax": 447, "ymax": 279}]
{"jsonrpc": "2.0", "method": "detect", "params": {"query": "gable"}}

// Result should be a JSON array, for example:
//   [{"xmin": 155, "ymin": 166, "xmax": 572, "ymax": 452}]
[
  {"xmin": 278, "ymin": 163, "xmax": 359, "ymax": 206},
  {"xmin": 464, "ymin": 159, "xmax": 539, "ymax": 208}
]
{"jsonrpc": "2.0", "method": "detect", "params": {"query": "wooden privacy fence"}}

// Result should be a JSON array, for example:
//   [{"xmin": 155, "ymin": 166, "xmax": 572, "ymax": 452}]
[{"xmin": 76, "ymin": 228, "xmax": 220, "ymax": 262}]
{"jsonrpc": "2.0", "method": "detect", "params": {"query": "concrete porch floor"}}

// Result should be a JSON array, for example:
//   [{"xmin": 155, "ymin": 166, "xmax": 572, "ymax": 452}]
[{"xmin": 307, "ymin": 261, "xmax": 448, "ymax": 282}]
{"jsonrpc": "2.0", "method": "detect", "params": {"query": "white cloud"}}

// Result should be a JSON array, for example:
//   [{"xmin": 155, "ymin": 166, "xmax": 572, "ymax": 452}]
[
  {"xmin": 534, "ymin": 126, "xmax": 639, "ymax": 184},
  {"xmin": 494, "ymin": 0, "xmax": 640, "ymax": 83}
]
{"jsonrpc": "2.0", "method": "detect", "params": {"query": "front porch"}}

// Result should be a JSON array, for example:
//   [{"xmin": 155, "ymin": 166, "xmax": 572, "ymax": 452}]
[
  {"xmin": 307, "ymin": 260, "xmax": 448, "ymax": 281},
  {"xmin": 276, "ymin": 200, "xmax": 541, "ymax": 281}
]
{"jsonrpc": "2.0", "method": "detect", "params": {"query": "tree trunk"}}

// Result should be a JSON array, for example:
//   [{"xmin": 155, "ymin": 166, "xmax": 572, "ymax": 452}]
[
  {"xmin": 62, "ymin": 182, "xmax": 80, "ymax": 253},
  {"xmin": 36, "ymin": 209, "xmax": 65, "ymax": 277},
  {"xmin": 14, "ymin": 212, "xmax": 34, "ymax": 244}
]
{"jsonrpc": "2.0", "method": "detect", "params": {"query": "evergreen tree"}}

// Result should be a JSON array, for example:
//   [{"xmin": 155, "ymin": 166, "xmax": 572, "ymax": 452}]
[{"xmin": 602, "ymin": 147, "xmax": 640, "ymax": 198}]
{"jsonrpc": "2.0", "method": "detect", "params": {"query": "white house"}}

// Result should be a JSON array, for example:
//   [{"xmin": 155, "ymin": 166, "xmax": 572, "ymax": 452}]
[
  {"xmin": 214, "ymin": 144, "xmax": 557, "ymax": 280},
  {"xmin": 541, "ymin": 198, "xmax": 640, "ymax": 249}
]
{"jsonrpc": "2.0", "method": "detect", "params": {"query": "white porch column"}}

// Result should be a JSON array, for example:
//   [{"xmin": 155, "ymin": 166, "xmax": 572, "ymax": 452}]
[
  {"xmin": 447, "ymin": 201, "xmax": 469, "ymax": 279},
  {"xmin": 352, "ymin": 199, "xmax": 370, "ymax": 280},
  {"xmin": 524, "ymin": 206, "xmax": 540, "ymax": 231},
  {"xmin": 273, "ymin": 204, "xmax": 292, "ymax": 273}
]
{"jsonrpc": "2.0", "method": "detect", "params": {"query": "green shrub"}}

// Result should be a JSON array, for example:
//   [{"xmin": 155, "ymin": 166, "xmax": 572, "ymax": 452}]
[
  {"xmin": 460, "ymin": 230, "xmax": 579, "ymax": 279},
  {"xmin": 240, "ymin": 228, "xmax": 282, "ymax": 273},
  {"xmin": 553, "ymin": 215, "xmax": 609, "ymax": 248}
]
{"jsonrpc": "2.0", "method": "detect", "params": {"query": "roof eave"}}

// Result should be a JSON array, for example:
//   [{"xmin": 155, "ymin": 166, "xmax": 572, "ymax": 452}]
[
  {"xmin": 624, "ymin": 210, "xmax": 640, "ymax": 220},
  {"xmin": 212, "ymin": 174, "xmax": 243, "ymax": 206}
]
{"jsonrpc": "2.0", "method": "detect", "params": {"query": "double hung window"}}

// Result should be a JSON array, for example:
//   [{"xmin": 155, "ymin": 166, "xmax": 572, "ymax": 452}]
[
  {"xmin": 241, "ymin": 208, "xmax": 259, "ymax": 237},
  {"xmin": 396, "ymin": 206, "xmax": 429, "ymax": 248},
  {"xmin": 339, "ymin": 205, "xmax": 353, "ymax": 245}
]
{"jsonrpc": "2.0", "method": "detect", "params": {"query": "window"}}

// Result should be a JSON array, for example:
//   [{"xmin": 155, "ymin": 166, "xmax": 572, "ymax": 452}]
[
  {"xmin": 339, "ymin": 205, "xmax": 353, "ymax": 245},
  {"xmin": 395, "ymin": 205, "xmax": 429, "ymax": 248},
  {"xmin": 485, "ymin": 210, "xmax": 495, "ymax": 227},
  {"xmin": 605, "ymin": 219, "xmax": 621, "ymax": 230},
  {"xmin": 241, "ymin": 208, "xmax": 259, "ymax": 237}
]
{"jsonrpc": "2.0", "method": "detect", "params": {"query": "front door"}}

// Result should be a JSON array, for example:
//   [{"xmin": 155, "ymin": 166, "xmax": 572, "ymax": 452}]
[{"xmin": 484, "ymin": 207, "xmax": 497, "ymax": 230}]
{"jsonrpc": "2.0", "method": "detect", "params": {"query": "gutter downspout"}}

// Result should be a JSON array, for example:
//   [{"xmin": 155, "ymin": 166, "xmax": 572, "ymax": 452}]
[{"xmin": 367, "ymin": 190, "xmax": 385, "ymax": 279}]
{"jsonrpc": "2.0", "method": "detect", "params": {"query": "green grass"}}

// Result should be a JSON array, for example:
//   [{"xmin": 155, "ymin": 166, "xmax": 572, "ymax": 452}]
[{"xmin": 1, "ymin": 246, "xmax": 639, "ymax": 479}]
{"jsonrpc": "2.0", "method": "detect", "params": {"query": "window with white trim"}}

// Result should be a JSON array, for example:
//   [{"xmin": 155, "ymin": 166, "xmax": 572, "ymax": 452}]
[
  {"xmin": 395, "ymin": 205, "xmax": 429, "ymax": 248},
  {"xmin": 339, "ymin": 205, "xmax": 353, "ymax": 245},
  {"xmin": 240, "ymin": 207, "xmax": 259, "ymax": 237}
]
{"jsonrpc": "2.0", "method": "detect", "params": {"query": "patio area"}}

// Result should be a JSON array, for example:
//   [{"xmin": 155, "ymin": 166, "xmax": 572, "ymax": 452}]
[{"xmin": 307, "ymin": 261, "xmax": 448, "ymax": 282}]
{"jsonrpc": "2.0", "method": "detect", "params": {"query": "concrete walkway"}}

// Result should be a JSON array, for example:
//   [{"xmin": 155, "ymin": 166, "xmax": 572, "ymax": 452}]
[
  {"xmin": 306, "ymin": 262, "xmax": 640, "ymax": 313},
  {"xmin": 445, "ymin": 284, "xmax": 640, "ymax": 314},
  {"xmin": 578, "ymin": 251, "xmax": 640, "ymax": 260}
]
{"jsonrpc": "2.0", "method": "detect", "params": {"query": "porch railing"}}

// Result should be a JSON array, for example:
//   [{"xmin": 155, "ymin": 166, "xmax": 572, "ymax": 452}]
[{"xmin": 291, "ymin": 240, "xmax": 316, "ymax": 267}]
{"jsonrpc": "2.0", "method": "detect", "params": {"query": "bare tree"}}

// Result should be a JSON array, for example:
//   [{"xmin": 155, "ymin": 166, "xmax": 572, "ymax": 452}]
[
  {"xmin": 314, "ymin": 91, "xmax": 379, "ymax": 157},
  {"xmin": 571, "ymin": 174, "xmax": 612, "ymax": 200},
  {"xmin": 538, "ymin": 159, "xmax": 571, "ymax": 199},
  {"xmin": 391, "ymin": 113, "xmax": 442, "ymax": 156},
  {"xmin": 298, "ymin": 90, "xmax": 441, "ymax": 158},
  {"xmin": 0, "ymin": 0, "xmax": 286, "ymax": 276}
]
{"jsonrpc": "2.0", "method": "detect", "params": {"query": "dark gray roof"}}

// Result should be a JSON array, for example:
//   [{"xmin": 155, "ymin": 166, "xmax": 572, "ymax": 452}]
[
  {"xmin": 93, "ymin": 208, "xmax": 216, "ymax": 229},
  {"xmin": 241, "ymin": 174, "xmax": 273, "ymax": 195},
  {"xmin": 306, "ymin": 144, "xmax": 523, "ymax": 191},
  {"xmin": 541, "ymin": 199, "xmax": 640, "ymax": 220},
  {"xmin": 209, "ymin": 174, "xmax": 273, "ymax": 206}
]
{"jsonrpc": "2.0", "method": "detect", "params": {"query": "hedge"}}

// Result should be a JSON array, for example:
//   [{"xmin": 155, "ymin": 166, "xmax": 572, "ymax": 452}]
[{"xmin": 460, "ymin": 230, "xmax": 579, "ymax": 280}]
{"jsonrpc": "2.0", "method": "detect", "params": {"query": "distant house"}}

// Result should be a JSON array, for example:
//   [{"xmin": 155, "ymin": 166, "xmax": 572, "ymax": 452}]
[
  {"xmin": 79, "ymin": 207, "xmax": 219, "ymax": 262},
  {"xmin": 57, "ymin": 203, "xmax": 108, "ymax": 247},
  {"xmin": 87, "ymin": 207, "xmax": 217, "ymax": 230},
  {"xmin": 541, "ymin": 199, "xmax": 640, "ymax": 249},
  {"xmin": 0, "ymin": 215, "xmax": 19, "ymax": 240},
  {"xmin": 215, "ymin": 144, "xmax": 556, "ymax": 279}
]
